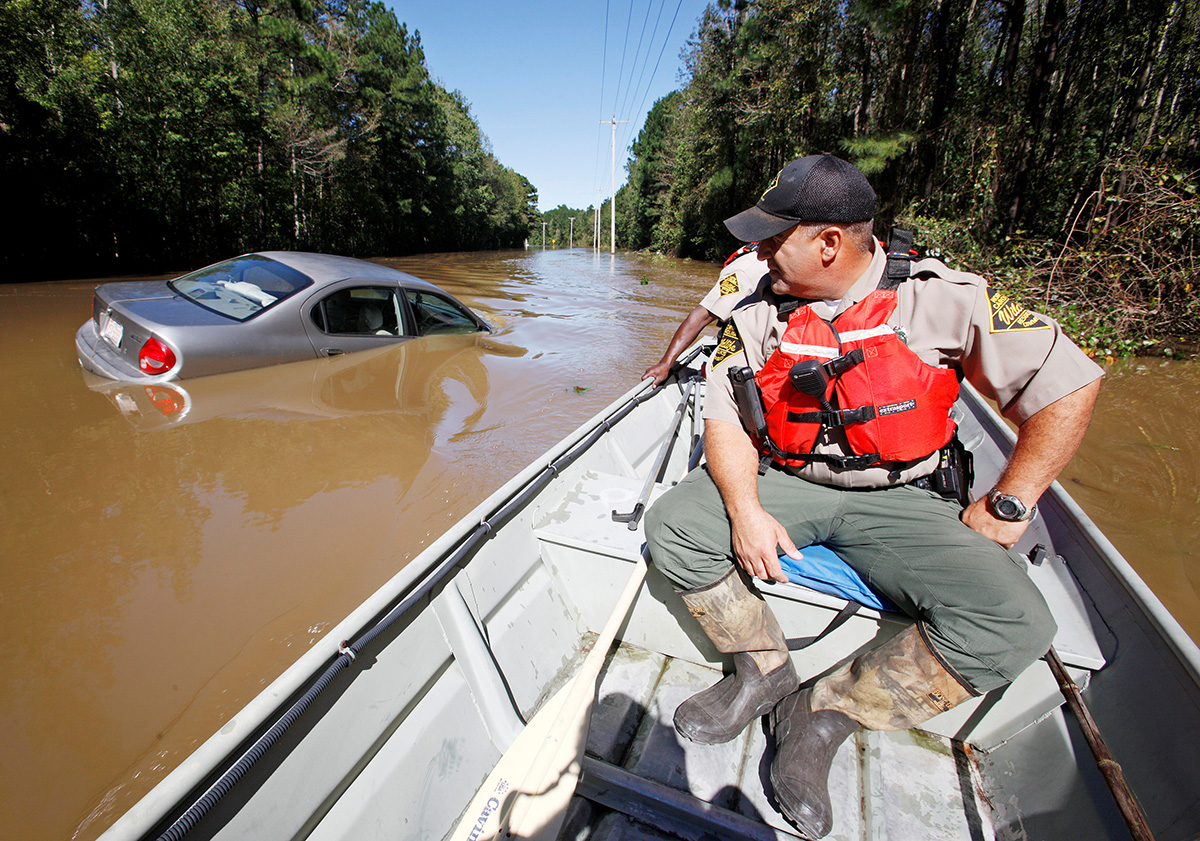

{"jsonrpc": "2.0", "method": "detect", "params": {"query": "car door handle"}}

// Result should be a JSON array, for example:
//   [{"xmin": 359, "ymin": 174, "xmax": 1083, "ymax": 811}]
[{"xmin": 321, "ymin": 348, "xmax": 345, "ymax": 356}]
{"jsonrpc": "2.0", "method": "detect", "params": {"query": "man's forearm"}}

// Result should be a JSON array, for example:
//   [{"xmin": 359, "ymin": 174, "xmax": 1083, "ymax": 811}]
[
  {"xmin": 644, "ymin": 307, "xmax": 715, "ymax": 384},
  {"xmin": 705, "ymin": 418, "xmax": 764, "ymax": 518},
  {"xmin": 997, "ymin": 378, "xmax": 1101, "ymax": 503},
  {"xmin": 962, "ymin": 378, "xmax": 1101, "ymax": 546},
  {"xmin": 661, "ymin": 307, "xmax": 714, "ymax": 365}
]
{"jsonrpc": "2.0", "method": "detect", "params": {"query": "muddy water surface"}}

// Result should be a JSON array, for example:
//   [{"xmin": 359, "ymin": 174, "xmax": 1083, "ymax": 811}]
[
  {"xmin": 1058, "ymin": 356, "xmax": 1200, "ymax": 639},
  {"xmin": 1, "ymin": 249, "xmax": 713, "ymax": 841},
  {"xmin": 0, "ymin": 249, "xmax": 1197, "ymax": 841}
]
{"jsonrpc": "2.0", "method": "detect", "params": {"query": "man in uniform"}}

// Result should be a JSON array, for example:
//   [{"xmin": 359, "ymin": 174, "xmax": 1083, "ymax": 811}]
[
  {"xmin": 643, "ymin": 154, "xmax": 1103, "ymax": 838},
  {"xmin": 642, "ymin": 246, "xmax": 760, "ymax": 385}
]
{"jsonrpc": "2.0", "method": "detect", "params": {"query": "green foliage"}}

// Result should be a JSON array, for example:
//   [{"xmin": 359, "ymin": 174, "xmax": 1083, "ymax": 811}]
[
  {"xmin": 615, "ymin": 0, "xmax": 1199, "ymax": 352},
  {"xmin": 842, "ymin": 133, "xmax": 917, "ymax": 176},
  {"xmin": 0, "ymin": 0, "xmax": 536, "ymax": 278},
  {"xmin": 1011, "ymin": 159, "xmax": 1200, "ymax": 357}
]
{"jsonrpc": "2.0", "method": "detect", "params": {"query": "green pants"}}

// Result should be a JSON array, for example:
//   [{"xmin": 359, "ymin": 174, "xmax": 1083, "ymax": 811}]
[{"xmin": 644, "ymin": 465, "xmax": 1056, "ymax": 694}]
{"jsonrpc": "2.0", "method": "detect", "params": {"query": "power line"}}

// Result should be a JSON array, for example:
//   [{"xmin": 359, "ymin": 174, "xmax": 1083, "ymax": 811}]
[
  {"xmin": 617, "ymin": 0, "xmax": 659, "ymax": 122},
  {"xmin": 621, "ymin": 0, "xmax": 670, "ymax": 124},
  {"xmin": 591, "ymin": 0, "xmax": 613, "ymax": 212},
  {"xmin": 591, "ymin": 0, "xmax": 691, "ymax": 215},
  {"xmin": 624, "ymin": 0, "xmax": 687, "ymax": 152},
  {"xmin": 611, "ymin": 0, "xmax": 637, "ymax": 117}
]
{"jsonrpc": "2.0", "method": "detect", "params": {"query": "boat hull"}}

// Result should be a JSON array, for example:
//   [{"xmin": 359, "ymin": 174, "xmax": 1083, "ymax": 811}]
[{"xmin": 100, "ymin": 347, "xmax": 1200, "ymax": 841}]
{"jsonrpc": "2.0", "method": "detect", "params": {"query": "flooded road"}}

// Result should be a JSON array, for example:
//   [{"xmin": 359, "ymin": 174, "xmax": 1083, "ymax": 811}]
[{"xmin": 1, "ymin": 248, "xmax": 1197, "ymax": 841}]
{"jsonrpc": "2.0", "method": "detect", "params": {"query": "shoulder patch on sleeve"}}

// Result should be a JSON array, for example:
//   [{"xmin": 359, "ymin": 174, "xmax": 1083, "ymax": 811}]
[
  {"xmin": 987, "ymin": 288, "xmax": 1051, "ymax": 333},
  {"xmin": 719, "ymin": 272, "xmax": 742, "ymax": 296},
  {"xmin": 711, "ymin": 320, "xmax": 744, "ymax": 366}
]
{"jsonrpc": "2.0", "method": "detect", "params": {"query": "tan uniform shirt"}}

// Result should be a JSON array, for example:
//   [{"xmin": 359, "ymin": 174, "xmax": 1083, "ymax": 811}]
[
  {"xmin": 699, "ymin": 251, "xmax": 767, "ymax": 321},
  {"xmin": 704, "ymin": 245, "xmax": 1104, "ymax": 488}
]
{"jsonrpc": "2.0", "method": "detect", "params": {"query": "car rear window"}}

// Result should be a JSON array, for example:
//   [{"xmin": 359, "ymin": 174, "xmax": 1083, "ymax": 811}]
[{"xmin": 169, "ymin": 255, "xmax": 313, "ymax": 321}]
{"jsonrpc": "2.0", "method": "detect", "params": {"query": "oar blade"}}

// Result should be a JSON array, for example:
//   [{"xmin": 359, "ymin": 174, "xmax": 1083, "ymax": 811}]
[{"xmin": 448, "ymin": 678, "xmax": 578, "ymax": 841}]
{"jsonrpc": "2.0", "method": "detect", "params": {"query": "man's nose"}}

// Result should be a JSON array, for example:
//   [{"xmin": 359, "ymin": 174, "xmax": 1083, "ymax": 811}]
[{"xmin": 755, "ymin": 240, "xmax": 772, "ymax": 260}]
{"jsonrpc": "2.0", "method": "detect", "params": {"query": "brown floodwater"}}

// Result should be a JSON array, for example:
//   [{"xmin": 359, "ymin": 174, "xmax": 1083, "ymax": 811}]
[{"xmin": 0, "ymin": 249, "xmax": 1196, "ymax": 841}]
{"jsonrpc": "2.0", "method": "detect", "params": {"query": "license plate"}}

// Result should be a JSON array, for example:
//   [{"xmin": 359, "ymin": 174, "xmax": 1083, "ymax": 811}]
[{"xmin": 99, "ymin": 311, "xmax": 124, "ymax": 347}]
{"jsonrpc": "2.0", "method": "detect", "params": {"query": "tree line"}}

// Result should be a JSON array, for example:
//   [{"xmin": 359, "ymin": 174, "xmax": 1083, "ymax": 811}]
[
  {"xmin": 611, "ymin": 0, "xmax": 1199, "ymax": 355},
  {"xmin": 1, "ymin": 0, "xmax": 539, "ymax": 280}
]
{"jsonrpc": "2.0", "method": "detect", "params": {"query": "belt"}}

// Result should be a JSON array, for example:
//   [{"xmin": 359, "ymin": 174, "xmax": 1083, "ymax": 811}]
[{"xmin": 909, "ymin": 474, "xmax": 937, "ymax": 492}]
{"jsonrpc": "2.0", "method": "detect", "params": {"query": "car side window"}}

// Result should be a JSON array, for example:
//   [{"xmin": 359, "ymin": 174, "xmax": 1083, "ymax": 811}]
[
  {"xmin": 313, "ymin": 287, "xmax": 407, "ymax": 336},
  {"xmin": 404, "ymin": 290, "xmax": 481, "ymax": 335}
]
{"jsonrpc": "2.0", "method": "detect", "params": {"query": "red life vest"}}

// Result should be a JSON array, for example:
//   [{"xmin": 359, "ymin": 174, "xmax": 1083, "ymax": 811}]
[{"xmin": 755, "ymin": 287, "xmax": 960, "ymax": 469}]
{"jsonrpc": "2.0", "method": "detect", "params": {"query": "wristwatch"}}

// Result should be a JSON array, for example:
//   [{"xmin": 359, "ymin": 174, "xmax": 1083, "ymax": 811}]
[{"xmin": 987, "ymin": 488, "xmax": 1037, "ymax": 522}]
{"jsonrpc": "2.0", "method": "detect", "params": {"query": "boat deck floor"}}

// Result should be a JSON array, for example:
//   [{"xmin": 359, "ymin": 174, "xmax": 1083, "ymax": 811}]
[{"xmin": 565, "ymin": 641, "xmax": 999, "ymax": 841}]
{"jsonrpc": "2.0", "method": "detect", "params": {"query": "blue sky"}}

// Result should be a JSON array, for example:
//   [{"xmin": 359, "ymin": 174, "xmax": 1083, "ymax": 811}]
[{"xmin": 386, "ymin": 1, "xmax": 714, "ymax": 212}]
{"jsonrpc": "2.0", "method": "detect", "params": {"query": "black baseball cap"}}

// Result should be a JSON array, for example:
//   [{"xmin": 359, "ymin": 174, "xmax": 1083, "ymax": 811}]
[{"xmin": 724, "ymin": 154, "xmax": 876, "ymax": 242}]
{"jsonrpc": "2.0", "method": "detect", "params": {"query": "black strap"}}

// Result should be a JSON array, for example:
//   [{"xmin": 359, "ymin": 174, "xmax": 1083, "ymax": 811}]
[
  {"xmin": 786, "ymin": 405, "xmax": 877, "ymax": 427},
  {"xmin": 786, "ymin": 600, "xmax": 861, "ymax": 650},
  {"xmin": 824, "ymin": 347, "xmax": 865, "ymax": 377},
  {"xmin": 776, "ymin": 297, "xmax": 803, "ymax": 319},
  {"xmin": 881, "ymin": 227, "xmax": 915, "ymax": 292},
  {"xmin": 771, "ymin": 450, "xmax": 881, "ymax": 470}
]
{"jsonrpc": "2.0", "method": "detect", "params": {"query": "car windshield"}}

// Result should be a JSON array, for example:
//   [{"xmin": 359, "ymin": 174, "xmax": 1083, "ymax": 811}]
[{"xmin": 170, "ymin": 255, "xmax": 313, "ymax": 321}]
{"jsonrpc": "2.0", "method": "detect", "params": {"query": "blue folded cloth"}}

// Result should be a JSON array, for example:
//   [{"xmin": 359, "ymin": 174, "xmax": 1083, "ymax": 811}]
[{"xmin": 779, "ymin": 546, "xmax": 896, "ymax": 612}]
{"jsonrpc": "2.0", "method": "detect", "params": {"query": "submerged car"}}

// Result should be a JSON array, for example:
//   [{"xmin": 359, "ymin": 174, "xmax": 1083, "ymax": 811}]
[{"xmin": 75, "ymin": 251, "xmax": 490, "ymax": 381}]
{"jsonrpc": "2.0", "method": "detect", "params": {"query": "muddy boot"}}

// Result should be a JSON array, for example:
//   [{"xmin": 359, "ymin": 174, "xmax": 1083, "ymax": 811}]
[
  {"xmin": 674, "ymin": 567, "xmax": 798, "ymax": 745},
  {"xmin": 768, "ymin": 688, "xmax": 859, "ymax": 839},
  {"xmin": 770, "ymin": 624, "xmax": 976, "ymax": 838}
]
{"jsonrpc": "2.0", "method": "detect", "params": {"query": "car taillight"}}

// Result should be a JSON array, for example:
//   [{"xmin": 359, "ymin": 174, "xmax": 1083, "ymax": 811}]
[{"xmin": 139, "ymin": 337, "xmax": 177, "ymax": 374}]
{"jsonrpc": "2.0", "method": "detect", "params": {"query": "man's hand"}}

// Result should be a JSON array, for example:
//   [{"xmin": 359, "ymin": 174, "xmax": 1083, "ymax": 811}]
[
  {"xmin": 642, "ymin": 360, "xmax": 671, "ymax": 385},
  {"xmin": 961, "ymin": 498, "xmax": 1030, "ymax": 549},
  {"xmin": 729, "ymin": 505, "xmax": 798, "ymax": 583}
]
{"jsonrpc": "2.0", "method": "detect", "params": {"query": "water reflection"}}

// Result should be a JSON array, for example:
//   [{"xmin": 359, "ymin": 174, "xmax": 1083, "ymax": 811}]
[{"xmin": 81, "ymin": 333, "xmax": 501, "ymax": 430}]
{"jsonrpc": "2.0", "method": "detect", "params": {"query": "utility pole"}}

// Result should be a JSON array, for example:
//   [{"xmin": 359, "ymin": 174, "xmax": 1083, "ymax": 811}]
[
  {"xmin": 595, "ymin": 190, "xmax": 603, "ymax": 251},
  {"xmin": 601, "ymin": 117, "xmax": 628, "ymax": 255},
  {"xmin": 568, "ymin": 217, "xmax": 575, "ymax": 249}
]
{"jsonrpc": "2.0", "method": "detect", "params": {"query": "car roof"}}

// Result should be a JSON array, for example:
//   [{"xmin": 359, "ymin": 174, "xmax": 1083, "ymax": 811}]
[{"xmin": 254, "ymin": 252, "xmax": 444, "ymax": 293}]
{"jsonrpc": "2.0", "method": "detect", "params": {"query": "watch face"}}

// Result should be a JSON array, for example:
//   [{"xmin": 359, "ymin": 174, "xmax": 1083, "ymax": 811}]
[{"xmin": 994, "ymin": 496, "xmax": 1022, "ymax": 519}]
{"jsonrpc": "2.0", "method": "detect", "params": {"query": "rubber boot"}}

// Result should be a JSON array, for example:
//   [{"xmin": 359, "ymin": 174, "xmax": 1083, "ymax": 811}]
[
  {"xmin": 674, "ymin": 567, "xmax": 798, "ymax": 745},
  {"xmin": 769, "ymin": 624, "xmax": 976, "ymax": 838}
]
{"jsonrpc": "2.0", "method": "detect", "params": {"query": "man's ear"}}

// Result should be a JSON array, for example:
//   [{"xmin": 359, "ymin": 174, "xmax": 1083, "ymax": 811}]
[{"xmin": 818, "ymin": 226, "xmax": 843, "ymax": 264}]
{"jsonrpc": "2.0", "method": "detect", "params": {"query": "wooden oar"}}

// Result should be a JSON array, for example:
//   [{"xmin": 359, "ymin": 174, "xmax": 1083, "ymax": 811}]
[
  {"xmin": 449, "ymin": 557, "xmax": 648, "ymax": 841},
  {"xmin": 1046, "ymin": 646, "xmax": 1156, "ymax": 841}
]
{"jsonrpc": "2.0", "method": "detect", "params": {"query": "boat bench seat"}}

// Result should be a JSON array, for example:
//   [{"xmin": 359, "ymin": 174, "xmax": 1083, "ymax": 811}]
[{"xmin": 534, "ymin": 469, "xmax": 1112, "ymax": 751}]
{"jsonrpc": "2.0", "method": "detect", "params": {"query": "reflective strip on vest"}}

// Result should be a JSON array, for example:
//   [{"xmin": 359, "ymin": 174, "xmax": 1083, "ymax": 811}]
[
  {"xmin": 838, "ymin": 325, "xmax": 895, "ymax": 343},
  {"xmin": 778, "ymin": 342, "xmax": 839, "ymax": 358}
]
